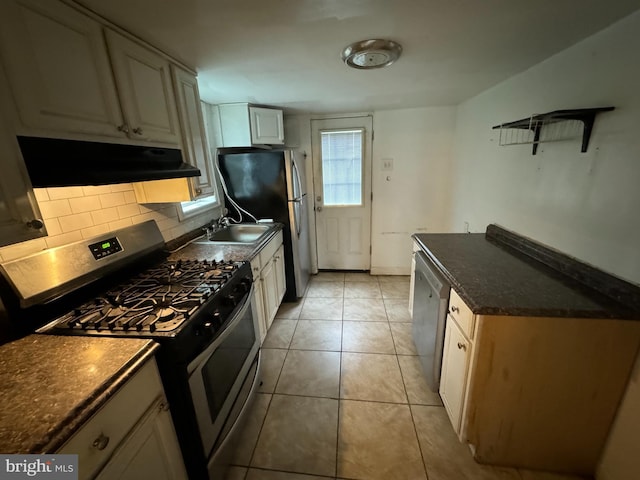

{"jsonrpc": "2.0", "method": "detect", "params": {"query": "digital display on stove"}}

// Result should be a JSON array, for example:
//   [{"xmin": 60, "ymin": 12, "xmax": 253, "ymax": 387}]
[{"xmin": 89, "ymin": 236, "xmax": 122, "ymax": 260}]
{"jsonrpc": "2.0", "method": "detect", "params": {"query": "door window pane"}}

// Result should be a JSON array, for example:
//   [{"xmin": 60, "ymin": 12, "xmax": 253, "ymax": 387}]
[{"xmin": 320, "ymin": 129, "xmax": 363, "ymax": 206}]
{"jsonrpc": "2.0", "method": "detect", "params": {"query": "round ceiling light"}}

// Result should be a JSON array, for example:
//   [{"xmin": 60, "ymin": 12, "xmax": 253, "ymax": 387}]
[{"xmin": 341, "ymin": 39, "xmax": 402, "ymax": 69}]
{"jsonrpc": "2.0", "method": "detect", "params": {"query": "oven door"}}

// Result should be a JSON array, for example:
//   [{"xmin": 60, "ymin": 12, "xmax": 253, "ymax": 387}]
[{"xmin": 187, "ymin": 284, "xmax": 260, "ymax": 458}]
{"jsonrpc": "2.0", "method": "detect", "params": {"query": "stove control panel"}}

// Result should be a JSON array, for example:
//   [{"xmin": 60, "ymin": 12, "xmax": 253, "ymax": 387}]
[{"xmin": 88, "ymin": 236, "xmax": 123, "ymax": 260}]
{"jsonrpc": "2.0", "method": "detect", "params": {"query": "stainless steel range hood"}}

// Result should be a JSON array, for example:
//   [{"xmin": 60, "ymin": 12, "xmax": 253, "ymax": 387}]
[{"xmin": 17, "ymin": 136, "xmax": 201, "ymax": 187}]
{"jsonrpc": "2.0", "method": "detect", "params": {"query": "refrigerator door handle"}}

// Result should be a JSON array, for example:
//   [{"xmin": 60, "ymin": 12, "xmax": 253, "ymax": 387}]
[{"xmin": 291, "ymin": 155, "xmax": 304, "ymax": 200}]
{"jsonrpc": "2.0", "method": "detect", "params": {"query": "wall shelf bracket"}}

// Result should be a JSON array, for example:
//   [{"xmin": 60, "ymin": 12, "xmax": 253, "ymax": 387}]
[{"xmin": 492, "ymin": 107, "xmax": 614, "ymax": 155}]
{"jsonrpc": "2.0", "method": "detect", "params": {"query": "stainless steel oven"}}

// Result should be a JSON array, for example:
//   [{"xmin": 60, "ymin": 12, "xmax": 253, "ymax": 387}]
[{"xmin": 188, "ymin": 284, "xmax": 260, "ymax": 463}]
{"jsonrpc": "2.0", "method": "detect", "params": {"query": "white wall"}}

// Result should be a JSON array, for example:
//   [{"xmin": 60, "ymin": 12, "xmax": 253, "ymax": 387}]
[
  {"xmin": 371, "ymin": 107, "xmax": 456, "ymax": 274},
  {"xmin": 451, "ymin": 11, "xmax": 640, "ymax": 284},
  {"xmin": 450, "ymin": 11, "xmax": 640, "ymax": 480}
]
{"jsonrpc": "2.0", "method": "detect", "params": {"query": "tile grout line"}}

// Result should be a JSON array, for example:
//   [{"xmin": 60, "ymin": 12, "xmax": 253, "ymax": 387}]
[{"xmin": 335, "ymin": 289, "xmax": 345, "ymax": 479}]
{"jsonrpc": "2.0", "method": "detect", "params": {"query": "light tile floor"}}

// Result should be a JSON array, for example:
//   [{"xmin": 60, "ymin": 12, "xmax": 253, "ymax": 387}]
[{"xmin": 226, "ymin": 272, "xmax": 592, "ymax": 480}]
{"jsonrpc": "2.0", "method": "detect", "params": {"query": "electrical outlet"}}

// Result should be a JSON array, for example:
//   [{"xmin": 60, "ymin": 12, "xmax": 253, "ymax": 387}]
[{"xmin": 382, "ymin": 158, "xmax": 394, "ymax": 171}]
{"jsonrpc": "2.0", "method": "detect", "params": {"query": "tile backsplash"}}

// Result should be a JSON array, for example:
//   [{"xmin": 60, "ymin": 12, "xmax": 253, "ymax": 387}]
[{"xmin": 0, "ymin": 184, "xmax": 220, "ymax": 262}]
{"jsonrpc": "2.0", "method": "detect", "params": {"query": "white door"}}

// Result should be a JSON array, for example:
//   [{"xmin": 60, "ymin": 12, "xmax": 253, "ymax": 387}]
[{"xmin": 311, "ymin": 116, "xmax": 372, "ymax": 270}]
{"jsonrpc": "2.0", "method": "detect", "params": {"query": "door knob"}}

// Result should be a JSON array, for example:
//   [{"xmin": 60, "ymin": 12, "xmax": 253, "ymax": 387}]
[{"xmin": 26, "ymin": 219, "xmax": 44, "ymax": 229}]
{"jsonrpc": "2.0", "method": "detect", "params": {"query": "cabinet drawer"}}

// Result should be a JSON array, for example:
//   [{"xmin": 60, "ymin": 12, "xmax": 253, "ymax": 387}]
[
  {"xmin": 259, "ymin": 230, "xmax": 283, "ymax": 268},
  {"xmin": 58, "ymin": 360, "xmax": 163, "ymax": 479},
  {"xmin": 449, "ymin": 289, "xmax": 474, "ymax": 338}
]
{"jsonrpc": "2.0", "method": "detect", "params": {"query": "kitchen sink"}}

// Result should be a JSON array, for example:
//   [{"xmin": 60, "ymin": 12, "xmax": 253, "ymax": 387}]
[{"xmin": 198, "ymin": 223, "xmax": 274, "ymax": 244}]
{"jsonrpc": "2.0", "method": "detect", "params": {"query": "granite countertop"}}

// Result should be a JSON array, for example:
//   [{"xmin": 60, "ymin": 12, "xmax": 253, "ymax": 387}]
[
  {"xmin": 0, "ymin": 335, "xmax": 159, "ymax": 454},
  {"xmin": 413, "ymin": 231, "xmax": 640, "ymax": 320},
  {"xmin": 167, "ymin": 223, "xmax": 283, "ymax": 262}
]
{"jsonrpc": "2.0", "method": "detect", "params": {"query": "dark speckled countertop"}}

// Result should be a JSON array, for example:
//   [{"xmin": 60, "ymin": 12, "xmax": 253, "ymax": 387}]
[
  {"xmin": 0, "ymin": 335, "xmax": 158, "ymax": 454},
  {"xmin": 413, "ymin": 227, "xmax": 640, "ymax": 320}
]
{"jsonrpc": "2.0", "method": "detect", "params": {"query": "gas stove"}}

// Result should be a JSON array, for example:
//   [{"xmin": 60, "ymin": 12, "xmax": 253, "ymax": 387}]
[
  {"xmin": 38, "ymin": 258, "xmax": 246, "ymax": 336},
  {"xmin": 0, "ymin": 220, "xmax": 251, "ymax": 341}
]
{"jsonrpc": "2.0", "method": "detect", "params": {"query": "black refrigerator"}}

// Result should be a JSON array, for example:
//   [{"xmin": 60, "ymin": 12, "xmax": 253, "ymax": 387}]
[{"xmin": 217, "ymin": 148, "xmax": 311, "ymax": 301}]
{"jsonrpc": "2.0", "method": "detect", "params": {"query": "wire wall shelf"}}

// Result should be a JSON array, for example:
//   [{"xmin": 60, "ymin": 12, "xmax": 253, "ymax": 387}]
[{"xmin": 492, "ymin": 107, "xmax": 614, "ymax": 155}]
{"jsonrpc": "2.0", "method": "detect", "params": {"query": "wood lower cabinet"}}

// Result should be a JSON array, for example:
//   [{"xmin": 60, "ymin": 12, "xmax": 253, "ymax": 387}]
[
  {"xmin": 58, "ymin": 360, "xmax": 186, "ymax": 480},
  {"xmin": 95, "ymin": 401, "xmax": 186, "ymax": 480},
  {"xmin": 440, "ymin": 287, "xmax": 640, "ymax": 475}
]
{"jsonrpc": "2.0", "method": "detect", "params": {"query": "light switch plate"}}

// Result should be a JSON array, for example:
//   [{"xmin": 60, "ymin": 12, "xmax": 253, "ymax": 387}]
[{"xmin": 382, "ymin": 158, "xmax": 394, "ymax": 171}]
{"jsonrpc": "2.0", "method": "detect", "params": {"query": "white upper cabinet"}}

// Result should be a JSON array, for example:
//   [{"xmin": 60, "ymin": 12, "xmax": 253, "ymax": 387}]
[
  {"xmin": 0, "ymin": 0, "xmax": 125, "ymax": 138},
  {"xmin": 0, "ymin": 98, "xmax": 46, "ymax": 247},
  {"xmin": 218, "ymin": 103, "xmax": 284, "ymax": 147},
  {"xmin": 0, "ymin": 0, "xmax": 182, "ymax": 147},
  {"xmin": 250, "ymin": 106, "xmax": 285, "ymax": 145},
  {"xmin": 105, "ymin": 30, "xmax": 181, "ymax": 145},
  {"xmin": 171, "ymin": 66, "xmax": 216, "ymax": 199}
]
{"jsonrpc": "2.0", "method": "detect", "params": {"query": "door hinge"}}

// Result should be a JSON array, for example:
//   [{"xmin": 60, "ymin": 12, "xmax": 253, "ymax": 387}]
[
  {"xmin": 371, "ymin": 192, "xmax": 373, "ymax": 202},
  {"xmin": 370, "ymin": 245, "xmax": 372, "ymax": 254},
  {"xmin": 372, "ymin": 130, "xmax": 375, "ymax": 141}
]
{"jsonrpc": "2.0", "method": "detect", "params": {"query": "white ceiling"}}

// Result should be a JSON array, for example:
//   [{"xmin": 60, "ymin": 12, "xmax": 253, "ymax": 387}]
[{"xmin": 78, "ymin": 0, "xmax": 640, "ymax": 114}]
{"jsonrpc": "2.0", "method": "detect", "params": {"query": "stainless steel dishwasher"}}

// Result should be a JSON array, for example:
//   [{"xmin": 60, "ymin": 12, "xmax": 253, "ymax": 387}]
[{"xmin": 411, "ymin": 250, "xmax": 451, "ymax": 391}]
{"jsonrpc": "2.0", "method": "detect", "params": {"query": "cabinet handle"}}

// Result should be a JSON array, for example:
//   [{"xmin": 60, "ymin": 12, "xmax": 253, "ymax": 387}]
[
  {"xmin": 457, "ymin": 342, "xmax": 467, "ymax": 351},
  {"xmin": 92, "ymin": 433, "xmax": 110, "ymax": 451},
  {"xmin": 132, "ymin": 127, "xmax": 143, "ymax": 135},
  {"xmin": 195, "ymin": 188, "xmax": 202, "ymax": 195},
  {"xmin": 117, "ymin": 124, "xmax": 129, "ymax": 133},
  {"xmin": 450, "ymin": 305, "xmax": 460, "ymax": 314},
  {"xmin": 26, "ymin": 219, "xmax": 44, "ymax": 229}
]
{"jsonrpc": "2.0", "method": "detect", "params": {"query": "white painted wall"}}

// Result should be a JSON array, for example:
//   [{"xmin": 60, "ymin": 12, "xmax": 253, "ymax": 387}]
[
  {"xmin": 451, "ymin": 11, "xmax": 640, "ymax": 284},
  {"xmin": 450, "ymin": 11, "xmax": 640, "ymax": 480},
  {"xmin": 371, "ymin": 107, "xmax": 456, "ymax": 274}
]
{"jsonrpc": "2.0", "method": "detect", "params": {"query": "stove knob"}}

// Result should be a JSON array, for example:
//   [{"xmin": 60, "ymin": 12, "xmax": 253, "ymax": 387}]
[
  {"xmin": 238, "ymin": 278, "xmax": 251, "ymax": 293},
  {"xmin": 203, "ymin": 312, "xmax": 221, "ymax": 331},
  {"xmin": 224, "ymin": 294, "xmax": 238, "ymax": 307}
]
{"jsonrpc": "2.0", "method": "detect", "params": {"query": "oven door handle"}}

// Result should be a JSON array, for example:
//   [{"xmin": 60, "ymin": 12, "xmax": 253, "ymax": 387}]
[{"xmin": 187, "ymin": 283, "xmax": 255, "ymax": 375}]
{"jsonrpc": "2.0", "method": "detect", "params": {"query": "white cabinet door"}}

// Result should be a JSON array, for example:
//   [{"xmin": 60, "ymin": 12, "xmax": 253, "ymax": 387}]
[
  {"xmin": 0, "ymin": 96, "xmax": 46, "ymax": 247},
  {"xmin": 95, "ymin": 401, "xmax": 187, "ymax": 480},
  {"xmin": 171, "ymin": 66, "xmax": 216, "ymax": 199},
  {"xmin": 440, "ymin": 315, "xmax": 470, "ymax": 433},
  {"xmin": 249, "ymin": 106, "xmax": 284, "ymax": 145},
  {"xmin": 105, "ymin": 29, "xmax": 181, "ymax": 145},
  {"xmin": 273, "ymin": 244, "xmax": 286, "ymax": 304},
  {"xmin": 0, "ymin": 0, "xmax": 124, "ymax": 137},
  {"xmin": 261, "ymin": 257, "xmax": 279, "ymax": 330},
  {"xmin": 253, "ymin": 277, "xmax": 267, "ymax": 343}
]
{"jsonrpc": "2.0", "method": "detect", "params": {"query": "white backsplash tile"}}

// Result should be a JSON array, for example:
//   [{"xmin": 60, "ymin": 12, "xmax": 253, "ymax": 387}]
[
  {"xmin": 45, "ymin": 231, "xmax": 83, "ymax": 249},
  {"xmin": 1, "ymin": 183, "xmax": 219, "ymax": 262},
  {"xmin": 39, "ymin": 199, "xmax": 72, "ymax": 219},
  {"xmin": 117, "ymin": 203, "xmax": 141, "ymax": 218},
  {"xmin": 69, "ymin": 195, "xmax": 101, "ymax": 214},
  {"xmin": 98, "ymin": 192, "xmax": 126, "ymax": 208},
  {"xmin": 91, "ymin": 207, "xmax": 120, "ymax": 225},
  {"xmin": 46, "ymin": 186, "xmax": 85, "ymax": 200},
  {"xmin": 58, "ymin": 212, "xmax": 94, "ymax": 232}
]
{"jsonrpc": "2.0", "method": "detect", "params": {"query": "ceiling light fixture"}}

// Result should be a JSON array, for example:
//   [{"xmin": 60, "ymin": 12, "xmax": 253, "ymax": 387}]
[{"xmin": 341, "ymin": 39, "xmax": 402, "ymax": 69}]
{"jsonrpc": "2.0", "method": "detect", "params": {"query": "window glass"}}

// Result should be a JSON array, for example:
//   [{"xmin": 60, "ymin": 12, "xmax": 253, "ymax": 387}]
[{"xmin": 320, "ymin": 129, "xmax": 363, "ymax": 206}]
